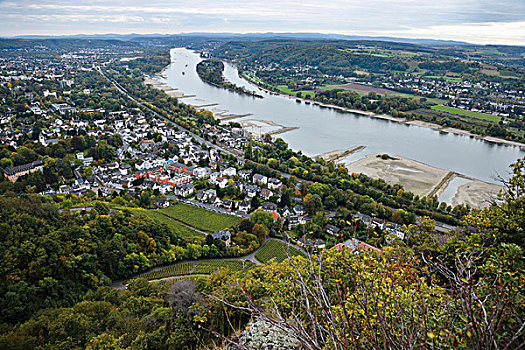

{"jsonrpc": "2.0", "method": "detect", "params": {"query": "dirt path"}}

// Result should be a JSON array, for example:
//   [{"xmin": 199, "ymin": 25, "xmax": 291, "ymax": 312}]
[{"xmin": 148, "ymin": 274, "xmax": 208, "ymax": 283}]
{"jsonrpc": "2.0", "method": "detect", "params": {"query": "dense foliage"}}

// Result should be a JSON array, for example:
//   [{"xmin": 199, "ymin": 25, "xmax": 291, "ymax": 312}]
[{"xmin": 196, "ymin": 59, "xmax": 262, "ymax": 97}]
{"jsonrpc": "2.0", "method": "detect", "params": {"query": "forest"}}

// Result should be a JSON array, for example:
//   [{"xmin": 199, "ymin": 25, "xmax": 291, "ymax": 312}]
[
  {"xmin": 0, "ymin": 157, "xmax": 523, "ymax": 349},
  {"xmin": 196, "ymin": 59, "xmax": 262, "ymax": 97}
]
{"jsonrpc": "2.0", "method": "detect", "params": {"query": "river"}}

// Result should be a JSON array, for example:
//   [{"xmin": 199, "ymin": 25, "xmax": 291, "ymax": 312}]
[{"xmin": 158, "ymin": 48, "xmax": 523, "ymax": 185}]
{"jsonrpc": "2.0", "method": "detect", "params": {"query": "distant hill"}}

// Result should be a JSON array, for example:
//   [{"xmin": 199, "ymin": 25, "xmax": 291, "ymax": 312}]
[{"xmin": 6, "ymin": 32, "xmax": 472, "ymax": 46}]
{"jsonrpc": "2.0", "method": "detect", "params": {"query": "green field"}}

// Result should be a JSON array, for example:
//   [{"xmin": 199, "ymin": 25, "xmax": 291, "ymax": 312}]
[
  {"xmin": 431, "ymin": 105, "xmax": 503, "ymax": 122},
  {"xmin": 159, "ymin": 203, "xmax": 242, "ymax": 233},
  {"xmin": 276, "ymin": 85, "xmax": 315, "ymax": 98},
  {"xmin": 136, "ymin": 260, "xmax": 254, "ymax": 280},
  {"xmin": 424, "ymin": 75, "xmax": 462, "ymax": 83},
  {"xmin": 117, "ymin": 207, "xmax": 205, "ymax": 241},
  {"xmin": 385, "ymin": 92, "xmax": 447, "ymax": 105},
  {"xmin": 255, "ymin": 239, "xmax": 306, "ymax": 263}
]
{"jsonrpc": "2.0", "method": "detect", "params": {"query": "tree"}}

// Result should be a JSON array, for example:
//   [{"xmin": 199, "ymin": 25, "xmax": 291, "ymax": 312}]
[
  {"xmin": 249, "ymin": 210, "xmax": 274, "ymax": 231},
  {"xmin": 94, "ymin": 201, "xmax": 110, "ymax": 215},
  {"xmin": 473, "ymin": 156, "xmax": 525, "ymax": 249},
  {"xmin": 304, "ymin": 193, "xmax": 322, "ymax": 215},
  {"xmin": 252, "ymin": 224, "xmax": 268, "ymax": 244}
]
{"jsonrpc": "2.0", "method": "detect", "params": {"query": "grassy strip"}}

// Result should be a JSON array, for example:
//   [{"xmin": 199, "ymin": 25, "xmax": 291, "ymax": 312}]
[
  {"xmin": 159, "ymin": 203, "xmax": 242, "ymax": 233},
  {"xmin": 122, "ymin": 207, "xmax": 205, "ymax": 241},
  {"xmin": 137, "ymin": 260, "xmax": 254, "ymax": 280},
  {"xmin": 276, "ymin": 85, "xmax": 315, "ymax": 99},
  {"xmin": 431, "ymin": 106, "xmax": 503, "ymax": 122},
  {"xmin": 255, "ymin": 239, "xmax": 306, "ymax": 263}
]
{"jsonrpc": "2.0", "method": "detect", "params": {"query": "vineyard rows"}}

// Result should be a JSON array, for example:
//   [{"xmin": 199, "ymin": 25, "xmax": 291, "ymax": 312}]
[
  {"xmin": 137, "ymin": 260, "xmax": 254, "ymax": 280},
  {"xmin": 255, "ymin": 239, "xmax": 305, "ymax": 263}
]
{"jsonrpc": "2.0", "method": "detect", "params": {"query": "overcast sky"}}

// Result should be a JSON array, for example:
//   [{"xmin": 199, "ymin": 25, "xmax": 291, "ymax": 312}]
[{"xmin": 0, "ymin": 0, "xmax": 524, "ymax": 45}]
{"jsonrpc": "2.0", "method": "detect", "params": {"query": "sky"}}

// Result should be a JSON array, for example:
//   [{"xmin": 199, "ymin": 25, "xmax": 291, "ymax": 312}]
[{"xmin": 0, "ymin": 0, "xmax": 524, "ymax": 45}]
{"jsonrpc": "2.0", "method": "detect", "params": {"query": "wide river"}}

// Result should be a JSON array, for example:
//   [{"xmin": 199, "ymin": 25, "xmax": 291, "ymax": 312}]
[{"xmin": 159, "ymin": 48, "xmax": 523, "ymax": 184}]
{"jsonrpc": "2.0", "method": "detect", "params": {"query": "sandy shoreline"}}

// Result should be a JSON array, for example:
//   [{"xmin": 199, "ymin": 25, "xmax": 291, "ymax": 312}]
[{"xmin": 346, "ymin": 154, "xmax": 502, "ymax": 208}]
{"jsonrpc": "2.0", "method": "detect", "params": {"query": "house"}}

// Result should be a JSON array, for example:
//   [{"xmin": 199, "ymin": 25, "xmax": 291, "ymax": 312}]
[
  {"xmin": 282, "ymin": 206, "xmax": 292, "ymax": 217},
  {"xmin": 212, "ymin": 230, "xmax": 231, "ymax": 246},
  {"xmin": 267, "ymin": 178, "xmax": 282, "ymax": 190},
  {"xmin": 336, "ymin": 238, "xmax": 382, "ymax": 254},
  {"xmin": 196, "ymin": 190, "xmax": 206, "ymax": 202},
  {"xmin": 238, "ymin": 170, "xmax": 251, "ymax": 181},
  {"xmin": 218, "ymin": 177, "xmax": 229, "ymax": 189},
  {"xmin": 83, "ymin": 157, "xmax": 94, "ymax": 167},
  {"xmin": 1, "ymin": 160, "xmax": 43, "ymax": 182},
  {"xmin": 204, "ymin": 188, "xmax": 217, "ymax": 200},
  {"xmin": 288, "ymin": 215, "xmax": 306, "ymax": 229},
  {"xmin": 175, "ymin": 183, "xmax": 194, "ymax": 197},
  {"xmin": 209, "ymin": 172, "xmax": 220, "ymax": 184},
  {"xmin": 260, "ymin": 188, "xmax": 273, "ymax": 200},
  {"xmin": 223, "ymin": 199, "xmax": 235, "ymax": 210},
  {"xmin": 167, "ymin": 161, "xmax": 194, "ymax": 175},
  {"xmin": 222, "ymin": 167, "xmax": 237, "ymax": 177},
  {"xmin": 193, "ymin": 167, "xmax": 211, "ymax": 178},
  {"xmin": 212, "ymin": 196, "xmax": 222, "ymax": 207},
  {"xmin": 326, "ymin": 224, "xmax": 341, "ymax": 236},
  {"xmin": 298, "ymin": 238, "xmax": 325, "ymax": 249},
  {"xmin": 239, "ymin": 198, "xmax": 251, "ymax": 213},
  {"xmin": 253, "ymin": 174, "xmax": 267, "ymax": 185},
  {"xmin": 293, "ymin": 205, "xmax": 305, "ymax": 215},
  {"xmin": 262, "ymin": 202, "xmax": 278, "ymax": 212},
  {"xmin": 245, "ymin": 184, "xmax": 259, "ymax": 198},
  {"xmin": 154, "ymin": 198, "xmax": 170, "ymax": 208}
]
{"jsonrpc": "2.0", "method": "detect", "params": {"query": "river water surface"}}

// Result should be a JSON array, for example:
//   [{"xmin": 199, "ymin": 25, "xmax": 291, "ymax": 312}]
[{"xmin": 159, "ymin": 48, "xmax": 523, "ymax": 185}]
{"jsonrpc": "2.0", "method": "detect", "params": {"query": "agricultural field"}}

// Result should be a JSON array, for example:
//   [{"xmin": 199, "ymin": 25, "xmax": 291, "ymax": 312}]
[
  {"xmin": 159, "ymin": 202, "xmax": 242, "ymax": 233},
  {"xmin": 119, "ymin": 207, "xmax": 205, "ymax": 242},
  {"xmin": 255, "ymin": 239, "xmax": 306, "ymax": 263},
  {"xmin": 136, "ymin": 260, "xmax": 254, "ymax": 280},
  {"xmin": 276, "ymin": 85, "xmax": 315, "ymax": 98},
  {"xmin": 322, "ymin": 83, "xmax": 447, "ymax": 104},
  {"xmin": 431, "ymin": 105, "xmax": 503, "ymax": 122}
]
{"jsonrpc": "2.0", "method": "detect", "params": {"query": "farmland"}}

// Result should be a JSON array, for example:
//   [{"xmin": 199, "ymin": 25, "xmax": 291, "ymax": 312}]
[
  {"xmin": 159, "ymin": 202, "xmax": 243, "ymax": 233},
  {"xmin": 117, "ymin": 207, "xmax": 206, "ymax": 242},
  {"xmin": 136, "ymin": 260, "xmax": 254, "ymax": 281},
  {"xmin": 255, "ymin": 239, "xmax": 306, "ymax": 263},
  {"xmin": 322, "ymin": 83, "xmax": 447, "ymax": 104},
  {"xmin": 276, "ymin": 85, "xmax": 315, "ymax": 98},
  {"xmin": 431, "ymin": 105, "xmax": 503, "ymax": 122}
]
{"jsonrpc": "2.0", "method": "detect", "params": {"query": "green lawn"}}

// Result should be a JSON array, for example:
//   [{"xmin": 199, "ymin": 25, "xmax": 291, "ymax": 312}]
[
  {"xmin": 159, "ymin": 203, "xmax": 242, "ymax": 233},
  {"xmin": 122, "ymin": 207, "xmax": 205, "ymax": 241},
  {"xmin": 255, "ymin": 239, "xmax": 306, "ymax": 263},
  {"xmin": 424, "ymin": 75, "xmax": 462, "ymax": 83},
  {"xmin": 431, "ymin": 105, "xmax": 503, "ymax": 122},
  {"xmin": 385, "ymin": 92, "xmax": 448, "ymax": 105},
  {"xmin": 136, "ymin": 260, "xmax": 254, "ymax": 280}
]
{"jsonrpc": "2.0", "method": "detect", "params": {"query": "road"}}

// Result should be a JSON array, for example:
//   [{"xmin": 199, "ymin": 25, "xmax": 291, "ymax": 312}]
[
  {"xmin": 97, "ymin": 68, "xmax": 243, "ymax": 160},
  {"xmin": 111, "ymin": 241, "xmax": 268, "ymax": 289}
]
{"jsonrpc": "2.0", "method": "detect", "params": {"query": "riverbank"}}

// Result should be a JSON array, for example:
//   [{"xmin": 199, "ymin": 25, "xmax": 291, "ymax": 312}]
[
  {"xmin": 241, "ymin": 73, "xmax": 525, "ymax": 149},
  {"xmin": 346, "ymin": 154, "xmax": 501, "ymax": 208},
  {"xmin": 347, "ymin": 154, "xmax": 449, "ymax": 197}
]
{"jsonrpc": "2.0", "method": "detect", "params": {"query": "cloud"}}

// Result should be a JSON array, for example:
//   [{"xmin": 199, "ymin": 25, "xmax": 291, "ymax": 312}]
[
  {"xmin": 0, "ymin": 0, "xmax": 523, "ymax": 44},
  {"xmin": 371, "ymin": 21, "xmax": 525, "ymax": 45}
]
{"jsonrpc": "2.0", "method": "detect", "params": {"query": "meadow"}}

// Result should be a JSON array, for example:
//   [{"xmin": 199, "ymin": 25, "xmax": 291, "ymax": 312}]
[
  {"xmin": 159, "ymin": 202, "xmax": 243, "ymax": 233},
  {"xmin": 255, "ymin": 239, "xmax": 306, "ymax": 263}
]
